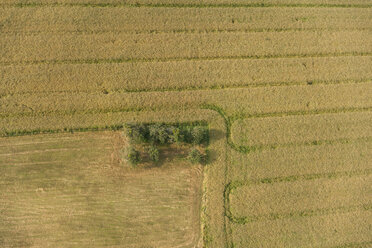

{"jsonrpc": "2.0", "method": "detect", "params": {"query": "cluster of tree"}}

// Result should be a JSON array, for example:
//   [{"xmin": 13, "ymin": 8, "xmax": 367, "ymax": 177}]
[
  {"xmin": 125, "ymin": 123, "xmax": 209, "ymax": 145},
  {"xmin": 124, "ymin": 123, "xmax": 209, "ymax": 166}
]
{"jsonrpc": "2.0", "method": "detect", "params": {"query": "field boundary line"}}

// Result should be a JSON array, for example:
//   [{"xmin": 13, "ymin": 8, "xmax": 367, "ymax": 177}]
[
  {"xmin": 2, "ymin": 2, "xmax": 372, "ymax": 8},
  {"xmin": 230, "ymin": 136, "xmax": 372, "ymax": 154},
  {"xmin": 1, "ymin": 27, "xmax": 371, "ymax": 35},
  {"xmin": 2, "ymin": 78, "xmax": 370, "ymax": 98},
  {"xmin": 224, "ymin": 169, "xmax": 372, "ymax": 224},
  {"xmin": 1, "ymin": 52, "xmax": 371, "ymax": 66}
]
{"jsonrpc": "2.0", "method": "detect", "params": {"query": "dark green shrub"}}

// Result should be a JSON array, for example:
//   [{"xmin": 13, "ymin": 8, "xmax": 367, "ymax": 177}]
[
  {"xmin": 188, "ymin": 148, "xmax": 203, "ymax": 164},
  {"xmin": 149, "ymin": 124, "xmax": 169, "ymax": 144},
  {"xmin": 147, "ymin": 145, "xmax": 160, "ymax": 162},
  {"xmin": 191, "ymin": 126, "xmax": 208, "ymax": 144},
  {"xmin": 126, "ymin": 146, "xmax": 141, "ymax": 166},
  {"xmin": 180, "ymin": 126, "xmax": 193, "ymax": 143},
  {"xmin": 125, "ymin": 123, "xmax": 148, "ymax": 143}
]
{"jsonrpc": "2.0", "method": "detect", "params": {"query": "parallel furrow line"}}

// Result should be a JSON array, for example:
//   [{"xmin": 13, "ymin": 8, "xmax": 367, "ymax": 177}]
[
  {"xmin": 1, "ymin": 78, "xmax": 370, "ymax": 99},
  {"xmin": 0, "ymin": 52, "xmax": 371, "ymax": 66}
]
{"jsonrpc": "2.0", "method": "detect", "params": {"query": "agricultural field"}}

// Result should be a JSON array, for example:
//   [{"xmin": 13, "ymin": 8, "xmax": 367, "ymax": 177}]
[{"xmin": 0, "ymin": 0, "xmax": 371, "ymax": 247}]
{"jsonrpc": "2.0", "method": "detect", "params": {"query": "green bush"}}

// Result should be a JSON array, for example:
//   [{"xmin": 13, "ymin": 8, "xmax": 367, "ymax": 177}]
[
  {"xmin": 191, "ymin": 126, "xmax": 208, "ymax": 144},
  {"xmin": 125, "ymin": 123, "xmax": 148, "ymax": 143},
  {"xmin": 180, "ymin": 126, "xmax": 193, "ymax": 143},
  {"xmin": 188, "ymin": 148, "xmax": 203, "ymax": 164},
  {"xmin": 126, "ymin": 146, "xmax": 141, "ymax": 166},
  {"xmin": 147, "ymin": 145, "xmax": 160, "ymax": 162},
  {"xmin": 149, "ymin": 124, "xmax": 169, "ymax": 144}
]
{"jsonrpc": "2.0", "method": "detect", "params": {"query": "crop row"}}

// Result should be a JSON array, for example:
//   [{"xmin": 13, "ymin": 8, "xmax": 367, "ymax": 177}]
[
  {"xmin": 229, "ymin": 174, "xmax": 371, "ymax": 219},
  {"xmin": 0, "ymin": 109, "xmax": 217, "ymax": 137},
  {"xmin": 1, "ymin": 82, "xmax": 371, "ymax": 119},
  {"xmin": 1, "ymin": 7, "xmax": 371, "ymax": 34},
  {"xmin": 1, "ymin": 30, "xmax": 371, "ymax": 64},
  {"xmin": 230, "ymin": 111, "xmax": 372, "ymax": 147},
  {"xmin": 1, "ymin": 56, "xmax": 371, "ymax": 95}
]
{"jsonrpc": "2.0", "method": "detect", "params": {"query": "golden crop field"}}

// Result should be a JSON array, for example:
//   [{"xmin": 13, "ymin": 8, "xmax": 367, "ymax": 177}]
[{"xmin": 0, "ymin": 0, "xmax": 371, "ymax": 247}]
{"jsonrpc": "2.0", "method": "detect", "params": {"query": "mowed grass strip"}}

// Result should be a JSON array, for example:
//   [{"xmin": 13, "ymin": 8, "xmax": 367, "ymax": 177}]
[
  {"xmin": 230, "ymin": 210, "xmax": 372, "ymax": 248},
  {"xmin": 1, "ymin": 82, "xmax": 371, "ymax": 119},
  {"xmin": 228, "ymin": 138, "xmax": 372, "ymax": 182},
  {"xmin": 0, "ymin": 7, "xmax": 371, "ymax": 34},
  {"xmin": 230, "ymin": 111, "xmax": 372, "ymax": 147},
  {"xmin": 0, "ymin": 132, "xmax": 202, "ymax": 247},
  {"xmin": 1, "ymin": 56, "xmax": 372, "ymax": 95},
  {"xmin": 229, "ymin": 174, "xmax": 372, "ymax": 220},
  {"xmin": 1, "ymin": 31, "xmax": 371, "ymax": 63}
]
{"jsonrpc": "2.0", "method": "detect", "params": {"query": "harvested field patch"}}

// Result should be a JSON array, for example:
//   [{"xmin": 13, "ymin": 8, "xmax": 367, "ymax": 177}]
[{"xmin": 0, "ymin": 132, "xmax": 203, "ymax": 247}]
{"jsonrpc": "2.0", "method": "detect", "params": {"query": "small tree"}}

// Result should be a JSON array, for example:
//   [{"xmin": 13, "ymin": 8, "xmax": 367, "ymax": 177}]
[
  {"xmin": 126, "ymin": 146, "xmax": 141, "ymax": 166},
  {"xmin": 191, "ymin": 126, "xmax": 208, "ymax": 144},
  {"xmin": 147, "ymin": 145, "xmax": 160, "ymax": 162},
  {"xmin": 149, "ymin": 123, "xmax": 169, "ymax": 144},
  {"xmin": 168, "ymin": 126, "xmax": 183, "ymax": 144},
  {"xmin": 188, "ymin": 148, "xmax": 203, "ymax": 164}
]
